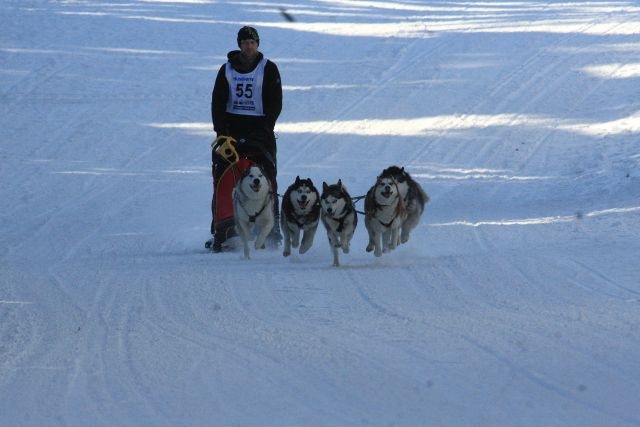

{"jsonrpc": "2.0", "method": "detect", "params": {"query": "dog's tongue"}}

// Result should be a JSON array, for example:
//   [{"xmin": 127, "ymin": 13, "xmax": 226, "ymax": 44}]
[
  {"xmin": 382, "ymin": 190, "xmax": 392, "ymax": 198},
  {"xmin": 298, "ymin": 200, "xmax": 309, "ymax": 209}
]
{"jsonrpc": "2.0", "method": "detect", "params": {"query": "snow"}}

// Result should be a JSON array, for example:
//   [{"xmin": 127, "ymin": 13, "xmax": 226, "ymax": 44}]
[{"xmin": 1, "ymin": 0, "xmax": 640, "ymax": 425}]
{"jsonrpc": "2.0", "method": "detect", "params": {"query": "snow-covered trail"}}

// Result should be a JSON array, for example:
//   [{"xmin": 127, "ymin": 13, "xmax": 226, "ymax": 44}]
[{"xmin": 2, "ymin": 1, "xmax": 640, "ymax": 425}]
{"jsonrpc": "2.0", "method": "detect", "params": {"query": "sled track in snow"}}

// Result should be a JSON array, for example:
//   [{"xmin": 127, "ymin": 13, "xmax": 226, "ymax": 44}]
[
  {"xmin": 3, "ymin": 2, "xmax": 640, "ymax": 425},
  {"xmin": 408, "ymin": 16, "xmax": 636, "ymax": 171},
  {"xmin": 280, "ymin": 31, "xmax": 451, "ymax": 171}
]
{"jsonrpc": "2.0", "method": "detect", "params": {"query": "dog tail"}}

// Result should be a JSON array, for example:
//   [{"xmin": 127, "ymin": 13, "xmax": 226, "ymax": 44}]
[{"xmin": 415, "ymin": 184, "xmax": 429, "ymax": 208}]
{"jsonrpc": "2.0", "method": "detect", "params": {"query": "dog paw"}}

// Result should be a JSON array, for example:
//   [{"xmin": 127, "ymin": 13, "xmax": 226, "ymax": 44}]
[
  {"xmin": 342, "ymin": 245, "xmax": 350, "ymax": 254},
  {"xmin": 299, "ymin": 245, "xmax": 310, "ymax": 254},
  {"xmin": 374, "ymin": 249, "xmax": 382, "ymax": 257},
  {"xmin": 366, "ymin": 243, "xmax": 374, "ymax": 252},
  {"xmin": 283, "ymin": 249, "xmax": 291, "ymax": 257}
]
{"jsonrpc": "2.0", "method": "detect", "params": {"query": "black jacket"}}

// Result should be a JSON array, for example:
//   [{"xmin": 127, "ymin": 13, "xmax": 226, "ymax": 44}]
[{"xmin": 211, "ymin": 51, "xmax": 282, "ymax": 138}]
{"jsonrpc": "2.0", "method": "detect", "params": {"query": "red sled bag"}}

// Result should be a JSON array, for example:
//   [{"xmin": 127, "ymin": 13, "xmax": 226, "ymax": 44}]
[{"xmin": 212, "ymin": 136, "xmax": 255, "ymax": 242}]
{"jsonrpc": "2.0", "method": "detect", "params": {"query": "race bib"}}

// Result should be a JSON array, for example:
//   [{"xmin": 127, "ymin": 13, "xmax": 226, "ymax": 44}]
[{"xmin": 225, "ymin": 58, "xmax": 266, "ymax": 116}]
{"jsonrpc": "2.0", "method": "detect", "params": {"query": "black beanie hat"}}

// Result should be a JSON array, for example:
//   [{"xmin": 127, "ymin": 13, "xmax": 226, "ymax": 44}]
[{"xmin": 237, "ymin": 26, "xmax": 259, "ymax": 47}]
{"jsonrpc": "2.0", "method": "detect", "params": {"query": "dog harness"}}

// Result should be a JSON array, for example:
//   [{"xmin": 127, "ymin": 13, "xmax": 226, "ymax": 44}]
[
  {"xmin": 374, "ymin": 215, "xmax": 396, "ymax": 228},
  {"xmin": 370, "ymin": 177, "xmax": 405, "ymax": 228},
  {"xmin": 327, "ymin": 203, "xmax": 354, "ymax": 233},
  {"xmin": 288, "ymin": 201, "xmax": 320, "ymax": 229},
  {"xmin": 371, "ymin": 199, "xmax": 403, "ymax": 228},
  {"xmin": 291, "ymin": 212, "xmax": 318, "ymax": 229},
  {"xmin": 237, "ymin": 188, "xmax": 273, "ymax": 223}
]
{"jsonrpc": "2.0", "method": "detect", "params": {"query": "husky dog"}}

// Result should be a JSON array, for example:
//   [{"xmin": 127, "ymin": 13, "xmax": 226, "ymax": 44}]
[
  {"xmin": 320, "ymin": 180, "xmax": 357, "ymax": 267},
  {"xmin": 233, "ymin": 165, "xmax": 274, "ymax": 259},
  {"xmin": 281, "ymin": 176, "xmax": 320, "ymax": 257},
  {"xmin": 364, "ymin": 172, "xmax": 408, "ymax": 257},
  {"xmin": 380, "ymin": 166, "xmax": 429, "ymax": 244}
]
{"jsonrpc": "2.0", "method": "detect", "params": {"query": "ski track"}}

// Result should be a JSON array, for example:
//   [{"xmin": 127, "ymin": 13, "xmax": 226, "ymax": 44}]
[
  {"xmin": 367, "ymin": 257, "xmax": 640, "ymax": 425},
  {"xmin": 512, "ymin": 17, "xmax": 640, "ymax": 172},
  {"xmin": 411, "ymin": 17, "xmax": 606, "ymax": 169},
  {"xmin": 280, "ymin": 29, "xmax": 450, "ymax": 171}
]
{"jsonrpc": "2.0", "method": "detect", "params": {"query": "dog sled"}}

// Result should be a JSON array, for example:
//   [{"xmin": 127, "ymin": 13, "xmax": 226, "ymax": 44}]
[{"xmin": 209, "ymin": 133, "xmax": 278, "ymax": 251}]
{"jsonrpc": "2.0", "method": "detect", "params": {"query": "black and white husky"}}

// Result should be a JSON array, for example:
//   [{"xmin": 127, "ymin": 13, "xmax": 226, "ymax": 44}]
[
  {"xmin": 281, "ymin": 176, "xmax": 320, "ymax": 257},
  {"xmin": 233, "ymin": 165, "xmax": 274, "ymax": 259},
  {"xmin": 320, "ymin": 180, "xmax": 357, "ymax": 267},
  {"xmin": 364, "ymin": 172, "xmax": 408, "ymax": 257},
  {"xmin": 379, "ymin": 166, "xmax": 429, "ymax": 244}
]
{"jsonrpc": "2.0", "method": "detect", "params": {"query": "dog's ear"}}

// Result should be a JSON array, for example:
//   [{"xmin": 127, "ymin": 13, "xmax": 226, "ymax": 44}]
[
  {"xmin": 323, "ymin": 182, "xmax": 328, "ymax": 192},
  {"xmin": 295, "ymin": 176, "xmax": 301, "ymax": 184},
  {"xmin": 307, "ymin": 178, "xmax": 317, "ymax": 190},
  {"xmin": 338, "ymin": 179, "xmax": 343, "ymax": 189}
]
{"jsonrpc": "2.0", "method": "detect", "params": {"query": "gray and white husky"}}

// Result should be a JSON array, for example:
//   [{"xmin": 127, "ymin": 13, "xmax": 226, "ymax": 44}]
[
  {"xmin": 281, "ymin": 176, "xmax": 320, "ymax": 257},
  {"xmin": 320, "ymin": 180, "xmax": 357, "ymax": 267},
  {"xmin": 233, "ymin": 165, "xmax": 274, "ymax": 259},
  {"xmin": 379, "ymin": 166, "xmax": 429, "ymax": 244},
  {"xmin": 364, "ymin": 172, "xmax": 408, "ymax": 257}
]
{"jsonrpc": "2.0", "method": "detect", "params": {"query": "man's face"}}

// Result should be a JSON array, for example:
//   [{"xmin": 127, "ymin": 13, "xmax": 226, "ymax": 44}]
[{"xmin": 240, "ymin": 39, "xmax": 258, "ymax": 59}]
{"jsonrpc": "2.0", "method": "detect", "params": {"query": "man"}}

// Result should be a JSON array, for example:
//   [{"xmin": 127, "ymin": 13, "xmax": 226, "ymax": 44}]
[{"xmin": 206, "ymin": 26, "xmax": 283, "ymax": 252}]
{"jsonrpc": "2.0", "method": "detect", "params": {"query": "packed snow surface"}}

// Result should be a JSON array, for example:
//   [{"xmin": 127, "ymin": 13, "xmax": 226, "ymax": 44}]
[{"xmin": 1, "ymin": 0, "xmax": 640, "ymax": 425}]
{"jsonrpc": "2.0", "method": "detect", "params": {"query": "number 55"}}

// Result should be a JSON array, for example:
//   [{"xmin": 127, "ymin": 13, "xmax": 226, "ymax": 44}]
[{"xmin": 235, "ymin": 83, "xmax": 253, "ymax": 98}]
